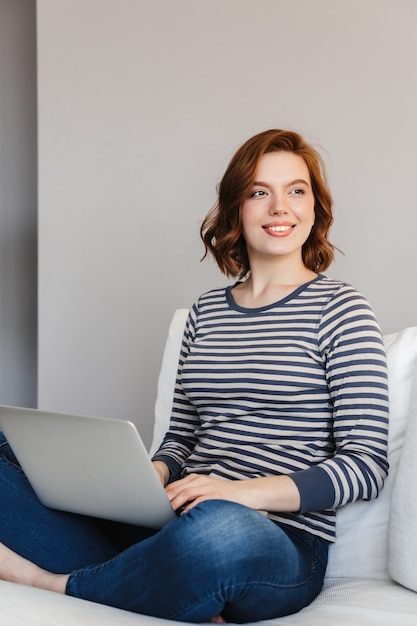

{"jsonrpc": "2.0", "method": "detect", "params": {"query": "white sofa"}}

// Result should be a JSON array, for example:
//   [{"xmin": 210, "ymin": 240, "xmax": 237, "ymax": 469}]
[{"xmin": 3, "ymin": 309, "xmax": 417, "ymax": 625}]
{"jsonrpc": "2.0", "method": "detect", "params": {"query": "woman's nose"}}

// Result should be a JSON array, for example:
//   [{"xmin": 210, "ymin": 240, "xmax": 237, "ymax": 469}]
[{"xmin": 269, "ymin": 195, "xmax": 288, "ymax": 215}]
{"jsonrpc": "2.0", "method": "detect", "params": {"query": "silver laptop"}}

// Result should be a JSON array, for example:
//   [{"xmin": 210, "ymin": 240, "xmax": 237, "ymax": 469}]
[{"xmin": 0, "ymin": 405, "xmax": 176, "ymax": 529}]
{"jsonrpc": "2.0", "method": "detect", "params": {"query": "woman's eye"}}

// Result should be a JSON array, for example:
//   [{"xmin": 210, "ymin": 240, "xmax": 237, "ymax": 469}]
[
  {"xmin": 249, "ymin": 190, "xmax": 266, "ymax": 198},
  {"xmin": 290, "ymin": 188, "xmax": 305, "ymax": 195}
]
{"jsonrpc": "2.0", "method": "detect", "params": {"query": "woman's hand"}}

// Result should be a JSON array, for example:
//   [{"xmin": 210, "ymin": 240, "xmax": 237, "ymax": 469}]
[{"xmin": 165, "ymin": 472, "xmax": 301, "ymax": 515}]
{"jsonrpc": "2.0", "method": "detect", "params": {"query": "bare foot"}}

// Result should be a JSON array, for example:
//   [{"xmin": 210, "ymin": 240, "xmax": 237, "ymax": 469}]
[
  {"xmin": 210, "ymin": 616, "xmax": 226, "ymax": 623},
  {"xmin": 0, "ymin": 542, "xmax": 68, "ymax": 593}
]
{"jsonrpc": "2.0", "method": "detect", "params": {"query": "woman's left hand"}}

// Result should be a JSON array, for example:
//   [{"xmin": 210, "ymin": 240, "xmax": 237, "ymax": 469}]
[
  {"xmin": 165, "ymin": 472, "xmax": 301, "ymax": 515},
  {"xmin": 165, "ymin": 474, "xmax": 251, "ymax": 514}
]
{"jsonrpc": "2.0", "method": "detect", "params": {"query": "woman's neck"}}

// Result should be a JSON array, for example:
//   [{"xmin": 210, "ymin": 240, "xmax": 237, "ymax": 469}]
[{"xmin": 232, "ymin": 263, "xmax": 317, "ymax": 309}]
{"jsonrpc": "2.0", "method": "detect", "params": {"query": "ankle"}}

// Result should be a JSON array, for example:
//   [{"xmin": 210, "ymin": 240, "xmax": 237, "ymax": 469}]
[
  {"xmin": 0, "ymin": 542, "xmax": 68, "ymax": 594},
  {"xmin": 36, "ymin": 570, "xmax": 69, "ymax": 594}
]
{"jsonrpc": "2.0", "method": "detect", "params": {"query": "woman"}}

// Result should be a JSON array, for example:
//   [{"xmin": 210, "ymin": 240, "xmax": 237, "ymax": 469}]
[{"xmin": 0, "ymin": 129, "xmax": 389, "ymax": 622}]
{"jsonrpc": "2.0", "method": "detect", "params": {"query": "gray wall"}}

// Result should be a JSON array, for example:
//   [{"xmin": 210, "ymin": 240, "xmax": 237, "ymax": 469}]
[
  {"xmin": 0, "ymin": 0, "xmax": 37, "ymax": 407},
  {"xmin": 37, "ymin": 0, "xmax": 417, "ymax": 448}
]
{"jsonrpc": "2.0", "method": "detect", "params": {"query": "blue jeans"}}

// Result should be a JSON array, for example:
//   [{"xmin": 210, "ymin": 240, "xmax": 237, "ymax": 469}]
[{"xmin": 0, "ymin": 433, "xmax": 329, "ymax": 622}]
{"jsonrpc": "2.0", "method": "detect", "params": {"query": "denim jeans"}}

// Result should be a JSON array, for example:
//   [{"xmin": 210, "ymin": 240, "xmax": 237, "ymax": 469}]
[{"xmin": 0, "ymin": 433, "xmax": 329, "ymax": 623}]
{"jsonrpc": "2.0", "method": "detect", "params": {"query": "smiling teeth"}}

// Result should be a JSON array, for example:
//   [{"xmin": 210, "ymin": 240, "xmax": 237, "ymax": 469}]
[{"xmin": 266, "ymin": 225, "xmax": 292, "ymax": 232}]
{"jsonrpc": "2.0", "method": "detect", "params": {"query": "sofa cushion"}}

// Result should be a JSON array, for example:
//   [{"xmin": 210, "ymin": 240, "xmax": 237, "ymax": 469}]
[
  {"xmin": 388, "ymin": 342, "xmax": 417, "ymax": 590},
  {"xmin": 149, "ymin": 309, "xmax": 189, "ymax": 457}
]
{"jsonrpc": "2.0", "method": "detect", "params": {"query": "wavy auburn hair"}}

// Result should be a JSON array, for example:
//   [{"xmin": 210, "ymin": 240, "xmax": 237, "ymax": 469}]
[{"xmin": 201, "ymin": 129, "xmax": 335, "ymax": 278}]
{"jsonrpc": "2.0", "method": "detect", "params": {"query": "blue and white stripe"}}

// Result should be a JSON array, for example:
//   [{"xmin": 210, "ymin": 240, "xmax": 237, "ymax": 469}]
[{"xmin": 154, "ymin": 275, "xmax": 389, "ymax": 542}]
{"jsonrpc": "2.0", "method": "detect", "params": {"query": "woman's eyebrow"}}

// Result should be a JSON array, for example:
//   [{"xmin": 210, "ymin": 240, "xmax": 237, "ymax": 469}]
[
  {"xmin": 287, "ymin": 178, "xmax": 310, "ymax": 186},
  {"xmin": 251, "ymin": 178, "xmax": 310, "ymax": 187}
]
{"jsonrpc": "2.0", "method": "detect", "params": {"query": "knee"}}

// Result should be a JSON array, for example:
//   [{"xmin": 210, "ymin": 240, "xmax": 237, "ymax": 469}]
[
  {"xmin": 181, "ymin": 499, "xmax": 255, "ymax": 536},
  {"xmin": 174, "ymin": 500, "xmax": 270, "ymax": 567}
]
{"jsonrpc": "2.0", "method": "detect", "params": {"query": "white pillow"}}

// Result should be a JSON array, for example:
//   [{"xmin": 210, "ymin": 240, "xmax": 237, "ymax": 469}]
[
  {"xmin": 149, "ymin": 309, "xmax": 188, "ymax": 457},
  {"xmin": 150, "ymin": 311, "xmax": 417, "ymax": 581},
  {"xmin": 388, "ymin": 353, "xmax": 417, "ymax": 590}
]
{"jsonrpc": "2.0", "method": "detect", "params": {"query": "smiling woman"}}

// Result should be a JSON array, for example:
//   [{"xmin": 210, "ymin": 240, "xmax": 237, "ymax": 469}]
[{"xmin": 0, "ymin": 129, "xmax": 389, "ymax": 624}]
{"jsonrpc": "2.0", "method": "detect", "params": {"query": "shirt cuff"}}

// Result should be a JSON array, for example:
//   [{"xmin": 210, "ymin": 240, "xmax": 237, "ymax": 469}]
[
  {"xmin": 290, "ymin": 466, "xmax": 335, "ymax": 514},
  {"xmin": 151, "ymin": 453, "xmax": 183, "ymax": 483}
]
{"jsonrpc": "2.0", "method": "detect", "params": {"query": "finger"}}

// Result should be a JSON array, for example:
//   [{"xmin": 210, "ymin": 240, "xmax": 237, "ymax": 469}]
[
  {"xmin": 168, "ymin": 484, "xmax": 205, "ymax": 509},
  {"xmin": 167, "ymin": 480, "xmax": 215, "ymax": 512},
  {"xmin": 165, "ymin": 474, "xmax": 207, "ymax": 499}
]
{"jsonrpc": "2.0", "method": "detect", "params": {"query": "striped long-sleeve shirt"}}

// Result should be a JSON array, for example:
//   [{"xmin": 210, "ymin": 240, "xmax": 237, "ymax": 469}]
[{"xmin": 153, "ymin": 274, "xmax": 389, "ymax": 542}]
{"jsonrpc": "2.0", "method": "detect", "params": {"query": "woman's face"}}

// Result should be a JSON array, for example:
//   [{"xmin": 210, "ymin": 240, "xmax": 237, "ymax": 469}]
[{"xmin": 240, "ymin": 151, "xmax": 315, "ymax": 266}]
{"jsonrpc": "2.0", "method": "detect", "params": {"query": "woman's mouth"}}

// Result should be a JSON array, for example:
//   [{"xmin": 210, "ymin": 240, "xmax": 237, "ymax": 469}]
[{"xmin": 262, "ymin": 223, "xmax": 295, "ymax": 235}]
